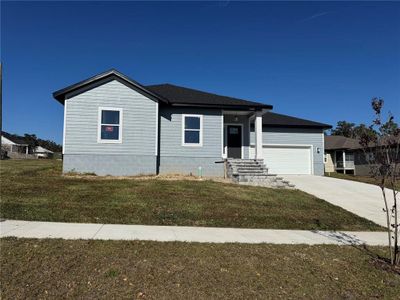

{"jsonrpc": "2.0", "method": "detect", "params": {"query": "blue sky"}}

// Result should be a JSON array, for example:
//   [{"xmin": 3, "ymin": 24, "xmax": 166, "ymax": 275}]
[{"xmin": 2, "ymin": 1, "xmax": 399, "ymax": 143}]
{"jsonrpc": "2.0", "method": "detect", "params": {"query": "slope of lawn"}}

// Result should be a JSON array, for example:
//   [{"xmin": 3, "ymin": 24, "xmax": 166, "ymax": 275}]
[
  {"xmin": 0, "ymin": 160, "xmax": 383, "ymax": 231},
  {"xmin": 1, "ymin": 238, "xmax": 399, "ymax": 299}
]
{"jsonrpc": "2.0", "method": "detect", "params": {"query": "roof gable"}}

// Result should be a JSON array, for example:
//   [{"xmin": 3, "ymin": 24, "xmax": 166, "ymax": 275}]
[
  {"xmin": 1, "ymin": 131, "xmax": 28, "ymax": 145},
  {"xmin": 53, "ymin": 69, "xmax": 169, "ymax": 105}
]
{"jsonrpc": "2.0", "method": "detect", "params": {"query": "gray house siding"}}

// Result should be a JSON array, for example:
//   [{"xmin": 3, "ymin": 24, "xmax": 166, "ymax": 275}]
[
  {"xmin": 250, "ymin": 127, "xmax": 325, "ymax": 175},
  {"xmin": 159, "ymin": 106, "xmax": 224, "ymax": 176},
  {"xmin": 64, "ymin": 155, "xmax": 157, "ymax": 176},
  {"xmin": 63, "ymin": 80, "xmax": 157, "ymax": 175}
]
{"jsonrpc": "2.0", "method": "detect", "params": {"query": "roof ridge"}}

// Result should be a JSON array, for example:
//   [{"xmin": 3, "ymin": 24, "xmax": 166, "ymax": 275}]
[{"xmin": 146, "ymin": 82, "xmax": 268, "ymax": 105}]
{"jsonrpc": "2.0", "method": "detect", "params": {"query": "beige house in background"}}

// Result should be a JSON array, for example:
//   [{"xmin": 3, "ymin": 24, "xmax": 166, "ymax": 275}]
[{"xmin": 324, "ymin": 135, "xmax": 375, "ymax": 175}]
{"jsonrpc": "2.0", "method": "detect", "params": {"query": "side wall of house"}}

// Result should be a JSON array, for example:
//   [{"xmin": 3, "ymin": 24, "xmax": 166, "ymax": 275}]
[
  {"xmin": 63, "ymin": 80, "xmax": 158, "ymax": 176},
  {"xmin": 250, "ymin": 127, "xmax": 325, "ymax": 175},
  {"xmin": 159, "ymin": 106, "xmax": 224, "ymax": 176}
]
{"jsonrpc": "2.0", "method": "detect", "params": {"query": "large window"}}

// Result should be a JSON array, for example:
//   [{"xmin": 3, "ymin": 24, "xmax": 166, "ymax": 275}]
[
  {"xmin": 98, "ymin": 107, "xmax": 122, "ymax": 143},
  {"xmin": 182, "ymin": 114, "xmax": 202, "ymax": 146}
]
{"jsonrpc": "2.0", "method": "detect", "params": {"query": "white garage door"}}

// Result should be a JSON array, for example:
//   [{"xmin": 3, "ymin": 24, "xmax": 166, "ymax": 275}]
[{"xmin": 250, "ymin": 145, "xmax": 312, "ymax": 174}]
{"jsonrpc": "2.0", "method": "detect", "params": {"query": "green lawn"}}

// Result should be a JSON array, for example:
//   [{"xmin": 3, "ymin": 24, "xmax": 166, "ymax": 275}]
[
  {"xmin": 0, "ymin": 160, "xmax": 382, "ymax": 231},
  {"xmin": 1, "ymin": 238, "xmax": 399, "ymax": 299},
  {"xmin": 325, "ymin": 172, "xmax": 400, "ymax": 190}
]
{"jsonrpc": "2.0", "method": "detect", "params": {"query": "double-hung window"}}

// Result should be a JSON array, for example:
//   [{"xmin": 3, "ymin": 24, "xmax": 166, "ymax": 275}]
[
  {"xmin": 98, "ymin": 107, "xmax": 122, "ymax": 143},
  {"xmin": 182, "ymin": 114, "xmax": 202, "ymax": 146}
]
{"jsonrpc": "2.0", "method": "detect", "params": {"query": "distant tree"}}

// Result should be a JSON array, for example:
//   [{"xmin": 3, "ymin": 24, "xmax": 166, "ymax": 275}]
[
  {"xmin": 331, "ymin": 121, "xmax": 356, "ymax": 138},
  {"xmin": 359, "ymin": 97, "xmax": 399, "ymax": 266},
  {"xmin": 23, "ymin": 134, "xmax": 39, "ymax": 153},
  {"xmin": 353, "ymin": 124, "xmax": 377, "ymax": 140},
  {"xmin": 37, "ymin": 138, "xmax": 62, "ymax": 153}
]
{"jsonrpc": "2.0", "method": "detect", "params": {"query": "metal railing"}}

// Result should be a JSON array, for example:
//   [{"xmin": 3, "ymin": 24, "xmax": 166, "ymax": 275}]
[{"xmin": 336, "ymin": 161, "xmax": 355, "ymax": 169}]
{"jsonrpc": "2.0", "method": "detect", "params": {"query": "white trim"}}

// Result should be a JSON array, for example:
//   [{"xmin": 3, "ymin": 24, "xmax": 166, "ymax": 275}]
[
  {"xmin": 221, "ymin": 113, "xmax": 224, "ymax": 158},
  {"xmin": 249, "ymin": 143, "xmax": 314, "ymax": 175},
  {"xmin": 182, "ymin": 114, "xmax": 203, "ymax": 147},
  {"xmin": 255, "ymin": 111, "xmax": 263, "ymax": 159},
  {"xmin": 224, "ymin": 123, "xmax": 244, "ymax": 159},
  {"xmin": 62, "ymin": 100, "xmax": 67, "ymax": 154},
  {"xmin": 155, "ymin": 102, "xmax": 159, "ymax": 155},
  {"xmin": 97, "ymin": 107, "xmax": 123, "ymax": 144}
]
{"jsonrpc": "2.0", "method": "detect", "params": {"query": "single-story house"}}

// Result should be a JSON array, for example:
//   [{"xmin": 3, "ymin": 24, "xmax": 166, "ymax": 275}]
[
  {"xmin": 1, "ymin": 131, "xmax": 30, "ymax": 158},
  {"xmin": 1, "ymin": 131, "xmax": 54, "ymax": 159},
  {"xmin": 325, "ymin": 135, "xmax": 400, "ymax": 176},
  {"xmin": 324, "ymin": 135, "xmax": 374, "ymax": 175},
  {"xmin": 53, "ymin": 69, "xmax": 331, "ymax": 177},
  {"xmin": 35, "ymin": 146, "xmax": 54, "ymax": 158}
]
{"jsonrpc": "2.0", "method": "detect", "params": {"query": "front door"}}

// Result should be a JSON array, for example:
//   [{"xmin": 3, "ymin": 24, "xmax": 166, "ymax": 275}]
[{"xmin": 227, "ymin": 125, "xmax": 242, "ymax": 158}]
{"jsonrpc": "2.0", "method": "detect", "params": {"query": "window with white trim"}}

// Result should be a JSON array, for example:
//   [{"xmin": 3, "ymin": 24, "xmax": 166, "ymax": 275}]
[
  {"xmin": 98, "ymin": 108, "xmax": 122, "ymax": 143},
  {"xmin": 182, "ymin": 115, "xmax": 202, "ymax": 146}
]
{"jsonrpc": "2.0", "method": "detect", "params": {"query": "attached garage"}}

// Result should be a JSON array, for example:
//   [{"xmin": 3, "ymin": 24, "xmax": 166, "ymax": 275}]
[
  {"xmin": 249, "ymin": 112, "xmax": 332, "ymax": 176},
  {"xmin": 250, "ymin": 145, "xmax": 312, "ymax": 174}
]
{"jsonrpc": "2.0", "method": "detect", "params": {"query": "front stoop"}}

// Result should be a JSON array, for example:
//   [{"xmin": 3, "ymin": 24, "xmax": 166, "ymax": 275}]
[{"xmin": 226, "ymin": 159, "xmax": 295, "ymax": 189}]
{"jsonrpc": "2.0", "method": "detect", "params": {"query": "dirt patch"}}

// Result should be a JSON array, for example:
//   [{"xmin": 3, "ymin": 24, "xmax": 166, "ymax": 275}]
[{"xmin": 63, "ymin": 172, "xmax": 232, "ymax": 183}]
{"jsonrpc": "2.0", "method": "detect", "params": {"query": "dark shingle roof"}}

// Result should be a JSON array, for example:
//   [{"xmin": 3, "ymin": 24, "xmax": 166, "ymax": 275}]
[
  {"xmin": 53, "ymin": 69, "xmax": 271, "ymax": 109},
  {"xmin": 262, "ymin": 112, "xmax": 332, "ymax": 129},
  {"xmin": 1, "ymin": 131, "xmax": 28, "ymax": 145},
  {"xmin": 146, "ymin": 84, "xmax": 272, "ymax": 109},
  {"xmin": 324, "ymin": 135, "xmax": 361, "ymax": 150}
]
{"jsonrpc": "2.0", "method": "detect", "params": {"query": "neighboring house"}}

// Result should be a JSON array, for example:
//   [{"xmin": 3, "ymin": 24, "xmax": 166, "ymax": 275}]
[
  {"xmin": 324, "ymin": 135, "xmax": 370, "ymax": 175},
  {"xmin": 53, "ymin": 69, "xmax": 331, "ymax": 177},
  {"xmin": 1, "ymin": 131, "xmax": 54, "ymax": 159},
  {"xmin": 324, "ymin": 135, "xmax": 360, "ymax": 174},
  {"xmin": 1, "ymin": 131, "xmax": 30, "ymax": 158},
  {"xmin": 325, "ymin": 135, "xmax": 400, "ymax": 176},
  {"xmin": 35, "ymin": 146, "xmax": 54, "ymax": 158}
]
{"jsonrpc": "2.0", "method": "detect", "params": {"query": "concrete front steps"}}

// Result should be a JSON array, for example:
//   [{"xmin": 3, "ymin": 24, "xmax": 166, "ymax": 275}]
[{"xmin": 226, "ymin": 159, "xmax": 295, "ymax": 189}]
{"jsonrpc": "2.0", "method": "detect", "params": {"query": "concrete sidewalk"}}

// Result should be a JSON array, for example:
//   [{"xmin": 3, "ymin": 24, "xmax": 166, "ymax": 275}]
[{"xmin": 0, "ymin": 220, "xmax": 389, "ymax": 246}]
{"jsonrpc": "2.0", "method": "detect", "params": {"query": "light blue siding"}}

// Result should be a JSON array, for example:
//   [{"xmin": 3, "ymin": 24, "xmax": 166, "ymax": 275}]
[
  {"xmin": 63, "ymin": 80, "xmax": 157, "ymax": 175},
  {"xmin": 158, "ymin": 107, "xmax": 224, "ymax": 176},
  {"xmin": 250, "ymin": 127, "xmax": 325, "ymax": 175},
  {"xmin": 65, "ymin": 80, "xmax": 157, "ymax": 156},
  {"xmin": 159, "ymin": 107, "xmax": 223, "ymax": 158}
]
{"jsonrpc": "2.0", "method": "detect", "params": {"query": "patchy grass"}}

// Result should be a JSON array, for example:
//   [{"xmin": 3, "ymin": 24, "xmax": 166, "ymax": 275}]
[
  {"xmin": 0, "ymin": 160, "xmax": 383, "ymax": 231},
  {"xmin": 1, "ymin": 238, "xmax": 399, "ymax": 299},
  {"xmin": 325, "ymin": 172, "xmax": 400, "ymax": 191}
]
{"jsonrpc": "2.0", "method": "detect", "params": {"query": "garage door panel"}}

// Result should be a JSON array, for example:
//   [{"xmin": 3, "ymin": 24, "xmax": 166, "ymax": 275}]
[{"xmin": 249, "ymin": 145, "xmax": 312, "ymax": 174}]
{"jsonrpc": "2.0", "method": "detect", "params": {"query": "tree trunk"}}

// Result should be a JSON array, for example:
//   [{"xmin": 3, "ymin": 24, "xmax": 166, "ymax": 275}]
[
  {"xmin": 381, "ymin": 187, "xmax": 394, "ymax": 264},
  {"xmin": 392, "ymin": 186, "xmax": 399, "ymax": 265}
]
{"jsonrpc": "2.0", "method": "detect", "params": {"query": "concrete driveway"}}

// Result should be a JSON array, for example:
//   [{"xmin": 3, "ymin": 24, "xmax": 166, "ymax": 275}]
[{"xmin": 283, "ymin": 175, "xmax": 396, "ymax": 227}]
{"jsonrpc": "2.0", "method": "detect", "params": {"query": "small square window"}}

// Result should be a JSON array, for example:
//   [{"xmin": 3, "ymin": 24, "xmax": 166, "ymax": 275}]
[
  {"xmin": 185, "ymin": 117, "xmax": 200, "ymax": 130},
  {"xmin": 185, "ymin": 131, "xmax": 200, "ymax": 144},
  {"xmin": 101, "ymin": 110, "xmax": 120, "ymax": 124},
  {"xmin": 101, "ymin": 125, "xmax": 119, "ymax": 140},
  {"xmin": 229, "ymin": 127, "xmax": 239, "ymax": 135}
]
